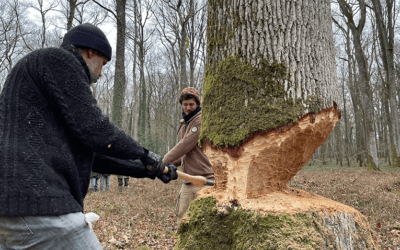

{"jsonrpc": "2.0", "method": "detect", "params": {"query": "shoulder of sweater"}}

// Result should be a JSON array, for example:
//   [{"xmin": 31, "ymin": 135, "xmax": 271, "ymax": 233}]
[
  {"xmin": 39, "ymin": 46, "xmax": 90, "ymax": 80},
  {"xmin": 40, "ymin": 47, "xmax": 79, "ymax": 62}
]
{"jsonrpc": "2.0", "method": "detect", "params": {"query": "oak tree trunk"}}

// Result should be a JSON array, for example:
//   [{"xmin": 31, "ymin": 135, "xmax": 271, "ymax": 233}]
[{"xmin": 177, "ymin": 1, "xmax": 378, "ymax": 249}]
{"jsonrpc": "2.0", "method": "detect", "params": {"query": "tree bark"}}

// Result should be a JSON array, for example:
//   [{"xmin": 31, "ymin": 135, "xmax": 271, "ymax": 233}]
[
  {"xmin": 67, "ymin": 0, "xmax": 77, "ymax": 30},
  {"xmin": 110, "ymin": 0, "xmax": 127, "ymax": 128},
  {"xmin": 200, "ymin": 0, "xmax": 340, "ymax": 149}
]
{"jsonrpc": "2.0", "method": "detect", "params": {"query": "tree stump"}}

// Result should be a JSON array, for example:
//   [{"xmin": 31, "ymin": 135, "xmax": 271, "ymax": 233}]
[{"xmin": 176, "ymin": 105, "xmax": 378, "ymax": 250}]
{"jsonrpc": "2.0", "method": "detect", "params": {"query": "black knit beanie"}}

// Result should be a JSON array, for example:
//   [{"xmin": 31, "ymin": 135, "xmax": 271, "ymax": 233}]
[{"xmin": 61, "ymin": 23, "xmax": 112, "ymax": 61}]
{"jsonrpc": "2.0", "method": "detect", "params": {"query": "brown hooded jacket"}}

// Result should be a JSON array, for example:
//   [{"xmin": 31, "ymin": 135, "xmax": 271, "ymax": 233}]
[{"xmin": 163, "ymin": 111, "xmax": 214, "ymax": 182}]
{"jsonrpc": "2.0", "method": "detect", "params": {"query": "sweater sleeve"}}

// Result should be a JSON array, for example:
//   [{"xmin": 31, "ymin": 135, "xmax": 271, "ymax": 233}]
[
  {"xmin": 163, "ymin": 118, "xmax": 201, "ymax": 164},
  {"xmin": 92, "ymin": 154, "xmax": 154, "ymax": 179},
  {"xmin": 38, "ymin": 48, "xmax": 144, "ymax": 160}
]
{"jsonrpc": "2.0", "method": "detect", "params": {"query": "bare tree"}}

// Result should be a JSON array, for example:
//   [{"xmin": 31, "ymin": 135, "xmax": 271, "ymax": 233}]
[
  {"xmin": 126, "ymin": 0, "xmax": 156, "ymax": 146},
  {"xmin": 56, "ymin": 0, "xmax": 107, "ymax": 31},
  {"xmin": 369, "ymin": 0, "xmax": 400, "ymax": 166},
  {"xmin": 92, "ymin": 0, "xmax": 128, "ymax": 129},
  {"xmin": 65, "ymin": 0, "xmax": 89, "ymax": 30},
  {"xmin": 337, "ymin": 0, "xmax": 379, "ymax": 170},
  {"xmin": 153, "ymin": 0, "xmax": 195, "ymax": 90},
  {"xmin": 30, "ymin": 0, "xmax": 58, "ymax": 48},
  {"xmin": 185, "ymin": 0, "xmax": 206, "ymax": 89},
  {"xmin": 0, "ymin": 0, "xmax": 29, "ymax": 79}
]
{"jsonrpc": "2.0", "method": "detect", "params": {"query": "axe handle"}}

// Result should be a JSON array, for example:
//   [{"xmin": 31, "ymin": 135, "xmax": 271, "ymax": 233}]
[{"xmin": 163, "ymin": 167, "xmax": 214, "ymax": 188}]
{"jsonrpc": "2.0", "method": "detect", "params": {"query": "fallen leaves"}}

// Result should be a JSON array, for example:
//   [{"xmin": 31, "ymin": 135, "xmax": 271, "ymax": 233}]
[
  {"xmin": 84, "ymin": 170, "xmax": 399, "ymax": 249},
  {"xmin": 84, "ymin": 176, "xmax": 181, "ymax": 249},
  {"xmin": 289, "ymin": 169, "xmax": 400, "ymax": 250}
]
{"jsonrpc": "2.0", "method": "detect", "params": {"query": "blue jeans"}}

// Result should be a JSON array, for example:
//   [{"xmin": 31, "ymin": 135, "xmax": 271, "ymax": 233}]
[
  {"xmin": 0, "ymin": 212, "xmax": 102, "ymax": 250},
  {"xmin": 90, "ymin": 177, "xmax": 99, "ymax": 191},
  {"xmin": 99, "ymin": 175, "xmax": 110, "ymax": 192}
]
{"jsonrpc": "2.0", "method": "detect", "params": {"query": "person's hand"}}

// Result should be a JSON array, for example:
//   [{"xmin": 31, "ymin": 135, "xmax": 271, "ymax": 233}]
[
  {"xmin": 157, "ymin": 163, "xmax": 178, "ymax": 184},
  {"xmin": 140, "ymin": 148, "xmax": 164, "ymax": 176}
]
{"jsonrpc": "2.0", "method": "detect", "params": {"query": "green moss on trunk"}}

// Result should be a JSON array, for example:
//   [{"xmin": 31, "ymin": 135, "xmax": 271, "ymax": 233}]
[
  {"xmin": 199, "ymin": 55, "xmax": 305, "ymax": 148},
  {"xmin": 176, "ymin": 197, "xmax": 319, "ymax": 249},
  {"xmin": 176, "ymin": 197, "xmax": 377, "ymax": 250}
]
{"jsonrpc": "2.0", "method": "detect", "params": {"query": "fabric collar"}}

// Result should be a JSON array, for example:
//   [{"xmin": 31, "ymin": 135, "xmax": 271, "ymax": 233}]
[
  {"xmin": 60, "ymin": 44, "xmax": 92, "ymax": 84},
  {"xmin": 182, "ymin": 106, "xmax": 201, "ymax": 123}
]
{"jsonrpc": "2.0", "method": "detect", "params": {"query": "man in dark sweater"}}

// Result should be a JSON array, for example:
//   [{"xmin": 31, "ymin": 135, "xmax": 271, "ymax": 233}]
[{"xmin": 0, "ymin": 23, "xmax": 177, "ymax": 249}]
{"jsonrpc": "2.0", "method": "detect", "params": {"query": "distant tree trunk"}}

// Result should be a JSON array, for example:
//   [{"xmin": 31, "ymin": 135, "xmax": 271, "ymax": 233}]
[
  {"xmin": 67, "ymin": 0, "xmax": 77, "ymax": 30},
  {"xmin": 338, "ymin": 0, "xmax": 379, "ymax": 171},
  {"xmin": 130, "ymin": 0, "xmax": 139, "ymax": 141},
  {"xmin": 146, "ymin": 75, "xmax": 152, "ymax": 147},
  {"xmin": 65, "ymin": 0, "xmax": 91, "ymax": 30},
  {"xmin": 341, "ymin": 61, "xmax": 350, "ymax": 167},
  {"xmin": 373, "ymin": 23, "xmax": 392, "ymax": 165},
  {"xmin": 370, "ymin": 0, "xmax": 399, "ymax": 167},
  {"xmin": 335, "ymin": 123, "xmax": 342, "ymax": 166},
  {"xmin": 187, "ymin": 0, "xmax": 195, "ymax": 87},
  {"xmin": 127, "ymin": 107, "xmax": 133, "ymax": 136},
  {"xmin": 179, "ymin": 20, "xmax": 188, "ymax": 89},
  {"xmin": 111, "ymin": 0, "xmax": 127, "ymax": 128},
  {"xmin": 186, "ymin": 0, "xmax": 207, "ymax": 89},
  {"xmin": 138, "ymin": 47, "xmax": 147, "ymax": 145},
  {"xmin": 348, "ymin": 62, "xmax": 365, "ymax": 168}
]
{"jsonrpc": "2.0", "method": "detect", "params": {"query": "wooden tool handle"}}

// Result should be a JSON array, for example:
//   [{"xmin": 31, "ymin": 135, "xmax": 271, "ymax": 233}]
[{"xmin": 163, "ymin": 167, "xmax": 214, "ymax": 188}]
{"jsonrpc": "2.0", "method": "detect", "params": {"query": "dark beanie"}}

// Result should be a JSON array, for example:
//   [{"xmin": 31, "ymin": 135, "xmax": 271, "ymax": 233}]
[{"xmin": 61, "ymin": 23, "xmax": 112, "ymax": 61}]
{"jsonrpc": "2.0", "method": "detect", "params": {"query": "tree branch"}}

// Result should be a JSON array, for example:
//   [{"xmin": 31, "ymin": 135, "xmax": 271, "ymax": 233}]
[{"xmin": 91, "ymin": 0, "xmax": 118, "ymax": 21}]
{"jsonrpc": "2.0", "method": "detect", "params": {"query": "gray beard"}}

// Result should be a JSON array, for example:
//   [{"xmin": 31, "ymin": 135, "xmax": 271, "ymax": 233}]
[
  {"xmin": 87, "ymin": 65, "xmax": 100, "ymax": 83},
  {"xmin": 90, "ymin": 73, "xmax": 99, "ymax": 83}
]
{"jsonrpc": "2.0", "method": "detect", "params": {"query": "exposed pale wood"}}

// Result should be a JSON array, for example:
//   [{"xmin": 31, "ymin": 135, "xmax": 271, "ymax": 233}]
[{"xmin": 199, "ymin": 105, "xmax": 341, "ymax": 205}]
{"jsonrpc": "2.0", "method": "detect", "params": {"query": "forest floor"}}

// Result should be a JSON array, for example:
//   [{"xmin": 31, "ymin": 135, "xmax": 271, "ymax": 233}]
[{"xmin": 84, "ymin": 158, "xmax": 400, "ymax": 250}]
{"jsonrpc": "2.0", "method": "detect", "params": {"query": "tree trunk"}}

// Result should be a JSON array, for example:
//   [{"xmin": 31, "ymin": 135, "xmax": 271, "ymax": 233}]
[
  {"xmin": 138, "ymin": 50, "xmax": 147, "ymax": 145},
  {"xmin": 338, "ymin": 0, "xmax": 379, "ymax": 170},
  {"xmin": 370, "ymin": 0, "xmax": 400, "ymax": 166},
  {"xmin": 179, "ymin": 10, "xmax": 189, "ymax": 89},
  {"xmin": 341, "ymin": 61, "xmax": 350, "ymax": 167},
  {"xmin": 177, "ymin": 0, "xmax": 377, "ymax": 249},
  {"xmin": 67, "ymin": 0, "xmax": 77, "ymax": 30},
  {"xmin": 111, "ymin": 0, "xmax": 127, "ymax": 128}
]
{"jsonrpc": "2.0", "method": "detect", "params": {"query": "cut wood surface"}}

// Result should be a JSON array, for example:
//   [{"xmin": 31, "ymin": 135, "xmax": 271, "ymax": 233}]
[{"xmin": 199, "ymin": 104, "xmax": 342, "ymax": 207}]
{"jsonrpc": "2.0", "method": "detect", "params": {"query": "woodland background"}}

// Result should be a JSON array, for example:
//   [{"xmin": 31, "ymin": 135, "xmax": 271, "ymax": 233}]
[
  {"xmin": 1, "ymin": 1, "xmax": 400, "ymax": 249},
  {"xmin": 0, "ymin": 0, "xmax": 400, "ymax": 170}
]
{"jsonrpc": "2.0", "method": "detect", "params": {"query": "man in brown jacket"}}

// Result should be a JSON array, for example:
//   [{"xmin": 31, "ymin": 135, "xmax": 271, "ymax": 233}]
[{"xmin": 163, "ymin": 87, "xmax": 214, "ymax": 222}]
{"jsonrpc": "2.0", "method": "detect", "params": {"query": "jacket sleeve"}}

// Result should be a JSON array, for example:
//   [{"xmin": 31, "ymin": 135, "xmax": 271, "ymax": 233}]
[
  {"xmin": 163, "ymin": 118, "xmax": 201, "ymax": 164},
  {"xmin": 92, "ymin": 154, "xmax": 154, "ymax": 179},
  {"xmin": 38, "ymin": 48, "xmax": 144, "ymax": 160}
]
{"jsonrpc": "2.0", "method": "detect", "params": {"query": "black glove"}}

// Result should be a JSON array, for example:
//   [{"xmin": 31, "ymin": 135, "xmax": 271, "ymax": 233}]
[
  {"xmin": 157, "ymin": 163, "xmax": 178, "ymax": 184},
  {"xmin": 140, "ymin": 148, "xmax": 163, "ymax": 176}
]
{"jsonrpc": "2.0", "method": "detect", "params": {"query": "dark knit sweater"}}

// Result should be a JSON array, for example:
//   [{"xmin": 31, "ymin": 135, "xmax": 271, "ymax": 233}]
[{"xmin": 0, "ymin": 45, "xmax": 147, "ymax": 216}]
